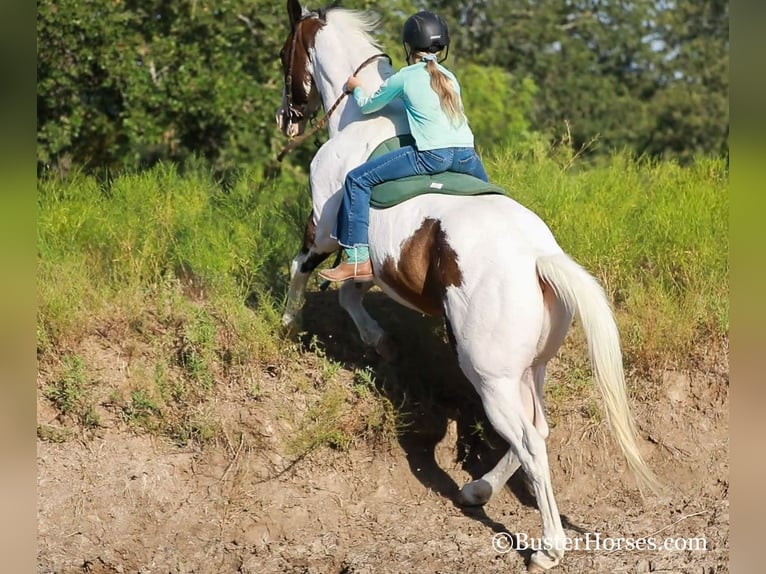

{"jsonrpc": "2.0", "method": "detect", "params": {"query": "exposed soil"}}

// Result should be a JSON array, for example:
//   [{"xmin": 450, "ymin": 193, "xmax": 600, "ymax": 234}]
[{"xmin": 38, "ymin": 290, "xmax": 729, "ymax": 574}]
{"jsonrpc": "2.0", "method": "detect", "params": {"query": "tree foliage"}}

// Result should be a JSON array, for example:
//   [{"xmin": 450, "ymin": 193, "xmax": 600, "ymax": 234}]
[
  {"xmin": 452, "ymin": 64, "xmax": 540, "ymax": 154},
  {"xmin": 37, "ymin": 0, "xmax": 728, "ymax": 174},
  {"xmin": 426, "ymin": 0, "xmax": 728, "ymax": 160},
  {"xmin": 38, "ymin": 0, "xmax": 289, "ymax": 173}
]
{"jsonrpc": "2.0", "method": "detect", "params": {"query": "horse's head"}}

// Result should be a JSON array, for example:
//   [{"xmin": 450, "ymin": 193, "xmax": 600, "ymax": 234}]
[{"xmin": 275, "ymin": 0, "xmax": 327, "ymax": 138}]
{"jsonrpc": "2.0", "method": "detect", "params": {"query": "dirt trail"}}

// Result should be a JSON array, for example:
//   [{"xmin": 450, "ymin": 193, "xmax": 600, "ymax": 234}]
[{"xmin": 38, "ymin": 293, "xmax": 728, "ymax": 574}]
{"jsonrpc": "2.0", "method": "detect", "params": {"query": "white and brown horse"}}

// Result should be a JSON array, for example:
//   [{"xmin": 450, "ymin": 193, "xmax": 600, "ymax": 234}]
[{"xmin": 275, "ymin": 2, "xmax": 658, "ymax": 570}]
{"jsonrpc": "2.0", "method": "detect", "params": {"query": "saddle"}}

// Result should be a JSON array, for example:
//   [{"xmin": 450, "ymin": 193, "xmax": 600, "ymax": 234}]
[{"xmin": 369, "ymin": 134, "xmax": 505, "ymax": 209}]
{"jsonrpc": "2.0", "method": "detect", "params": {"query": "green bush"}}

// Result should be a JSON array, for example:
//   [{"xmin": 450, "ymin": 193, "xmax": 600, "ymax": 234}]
[
  {"xmin": 453, "ymin": 63, "xmax": 542, "ymax": 155},
  {"xmin": 37, "ymin": 0, "xmax": 291, "ymax": 174}
]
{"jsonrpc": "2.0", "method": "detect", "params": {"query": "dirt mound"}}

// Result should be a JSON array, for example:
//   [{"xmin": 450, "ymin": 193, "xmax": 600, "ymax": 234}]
[{"xmin": 38, "ymin": 292, "xmax": 728, "ymax": 573}]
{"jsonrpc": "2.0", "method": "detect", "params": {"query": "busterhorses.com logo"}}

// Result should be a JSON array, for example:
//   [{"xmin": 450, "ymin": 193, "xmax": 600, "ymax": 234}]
[{"xmin": 491, "ymin": 532, "xmax": 708, "ymax": 554}]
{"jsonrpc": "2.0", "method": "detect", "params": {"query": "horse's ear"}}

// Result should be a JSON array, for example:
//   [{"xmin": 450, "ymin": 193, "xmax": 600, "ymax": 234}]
[{"xmin": 287, "ymin": 0, "xmax": 303, "ymax": 28}]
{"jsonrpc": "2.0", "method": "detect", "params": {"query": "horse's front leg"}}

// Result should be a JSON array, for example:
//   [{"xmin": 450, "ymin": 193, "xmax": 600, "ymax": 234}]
[
  {"xmin": 281, "ymin": 215, "xmax": 332, "ymax": 337},
  {"xmin": 338, "ymin": 281, "xmax": 397, "ymax": 360}
]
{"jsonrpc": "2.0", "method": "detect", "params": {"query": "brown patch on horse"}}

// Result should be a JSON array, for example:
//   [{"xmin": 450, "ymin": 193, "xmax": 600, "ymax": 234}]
[
  {"xmin": 298, "ymin": 213, "xmax": 331, "ymax": 272},
  {"xmin": 281, "ymin": 16, "xmax": 324, "ymax": 106},
  {"xmin": 300, "ymin": 212, "xmax": 317, "ymax": 253},
  {"xmin": 378, "ymin": 218, "xmax": 463, "ymax": 316}
]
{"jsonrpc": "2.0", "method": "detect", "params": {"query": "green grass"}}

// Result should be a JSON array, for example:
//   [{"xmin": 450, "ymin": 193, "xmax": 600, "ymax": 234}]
[
  {"xmin": 36, "ymin": 151, "xmax": 727, "ymax": 447},
  {"xmin": 489, "ymin": 149, "xmax": 728, "ymax": 370},
  {"xmin": 284, "ymin": 342, "xmax": 401, "ymax": 458},
  {"xmin": 37, "ymin": 162, "xmax": 313, "ymax": 444},
  {"xmin": 44, "ymin": 354, "xmax": 100, "ymax": 428}
]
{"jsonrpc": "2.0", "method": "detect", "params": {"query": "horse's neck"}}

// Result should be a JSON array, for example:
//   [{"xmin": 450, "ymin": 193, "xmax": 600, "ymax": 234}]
[
  {"xmin": 308, "ymin": 18, "xmax": 410, "ymax": 222},
  {"xmin": 312, "ymin": 30, "xmax": 391, "ymax": 137}
]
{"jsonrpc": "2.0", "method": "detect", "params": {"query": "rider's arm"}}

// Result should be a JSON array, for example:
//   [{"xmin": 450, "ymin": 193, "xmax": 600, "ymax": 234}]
[{"xmin": 352, "ymin": 72, "xmax": 405, "ymax": 114}]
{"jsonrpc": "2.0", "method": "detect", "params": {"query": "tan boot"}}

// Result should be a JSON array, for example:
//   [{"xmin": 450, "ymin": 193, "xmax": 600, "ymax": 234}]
[{"xmin": 318, "ymin": 259, "xmax": 374, "ymax": 282}]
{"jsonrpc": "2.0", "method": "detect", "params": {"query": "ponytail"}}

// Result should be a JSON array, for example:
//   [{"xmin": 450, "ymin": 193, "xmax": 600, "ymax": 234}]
[{"xmin": 414, "ymin": 52, "xmax": 465, "ymax": 126}]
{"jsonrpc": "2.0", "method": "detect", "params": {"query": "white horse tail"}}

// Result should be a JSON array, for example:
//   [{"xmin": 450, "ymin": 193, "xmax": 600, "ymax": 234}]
[{"xmin": 536, "ymin": 253, "xmax": 662, "ymax": 494}]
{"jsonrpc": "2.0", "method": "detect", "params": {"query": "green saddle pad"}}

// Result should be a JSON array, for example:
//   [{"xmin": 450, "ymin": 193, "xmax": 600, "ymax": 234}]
[{"xmin": 368, "ymin": 134, "xmax": 505, "ymax": 209}]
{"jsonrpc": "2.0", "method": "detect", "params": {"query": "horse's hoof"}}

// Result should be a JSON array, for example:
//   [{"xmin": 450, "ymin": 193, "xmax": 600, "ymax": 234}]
[
  {"xmin": 280, "ymin": 315, "xmax": 302, "ymax": 341},
  {"xmin": 457, "ymin": 479, "xmax": 493, "ymax": 506},
  {"xmin": 374, "ymin": 334, "xmax": 397, "ymax": 361},
  {"xmin": 528, "ymin": 550, "xmax": 560, "ymax": 572}
]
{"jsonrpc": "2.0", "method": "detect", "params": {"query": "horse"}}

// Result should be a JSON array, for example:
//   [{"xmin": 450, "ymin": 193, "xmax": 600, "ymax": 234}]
[{"xmin": 275, "ymin": 2, "xmax": 659, "ymax": 571}]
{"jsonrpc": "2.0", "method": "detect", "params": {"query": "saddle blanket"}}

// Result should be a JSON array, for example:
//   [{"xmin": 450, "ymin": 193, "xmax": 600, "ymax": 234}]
[{"xmin": 369, "ymin": 134, "xmax": 506, "ymax": 209}]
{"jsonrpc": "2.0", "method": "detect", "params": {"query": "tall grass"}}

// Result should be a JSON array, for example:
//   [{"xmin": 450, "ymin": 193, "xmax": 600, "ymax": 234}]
[
  {"xmin": 37, "ymin": 163, "xmax": 310, "ymax": 443},
  {"xmin": 37, "ymin": 150, "xmax": 727, "ymax": 444},
  {"xmin": 38, "ymin": 163, "xmax": 308, "ymax": 347},
  {"xmin": 489, "ymin": 147, "xmax": 728, "ymax": 370}
]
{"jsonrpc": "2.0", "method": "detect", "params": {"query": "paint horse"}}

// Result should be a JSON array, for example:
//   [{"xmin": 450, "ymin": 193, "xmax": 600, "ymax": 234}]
[{"xmin": 275, "ymin": 2, "xmax": 658, "ymax": 571}]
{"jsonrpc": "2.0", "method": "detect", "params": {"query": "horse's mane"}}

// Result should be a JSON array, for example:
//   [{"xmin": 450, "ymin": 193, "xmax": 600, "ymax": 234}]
[{"xmin": 321, "ymin": 6, "xmax": 382, "ymax": 50}]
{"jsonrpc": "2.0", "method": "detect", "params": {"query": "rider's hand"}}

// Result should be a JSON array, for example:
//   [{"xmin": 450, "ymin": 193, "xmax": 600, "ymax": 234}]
[{"xmin": 346, "ymin": 75, "xmax": 362, "ymax": 92}]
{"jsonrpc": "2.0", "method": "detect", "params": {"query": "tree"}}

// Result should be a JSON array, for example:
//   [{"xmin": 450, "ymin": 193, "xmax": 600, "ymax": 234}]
[
  {"xmin": 642, "ymin": 0, "xmax": 729, "ymax": 160},
  {"xmin": 423, "ymin": 0, "xmax": 728, "ymax": 161},
  {"xmin": 37, "ymin": 0, "xmax": 727, "ymax": 174},
  {"xmin": 38, "ymin": 0, "xmax": 293, "ymax": 174}
]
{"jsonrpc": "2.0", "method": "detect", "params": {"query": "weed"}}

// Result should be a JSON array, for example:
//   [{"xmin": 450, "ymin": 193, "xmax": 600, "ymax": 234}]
[
  {"xmin": 168, "ymin": 412, "xmax": 220, "ymax": 446},
  {"xmin": 287, "ymin": 382, "xmax": 354, "ymax": 456},
  {"xmin": 248, "ymin": 382, "xmax": 262, "ymax": 400},
  {"xmin": 37, "ymin": 425, "xmax": 73, "ymax": 443},
  {"xmin": 308, "ymin": 335, "xmax": 343, "ymax": 383},
  {"xmin": 82, "ymin": 404, "xmax": 101, "ymax": 428},
  {"xmin": 45, "ymin": 355, "xmax": 87, "ymax": 415},
  {"xmin": 121, "ymin": 388, "xmax": 161, "ymax": 431},
  {"xmin": 44, "ymin": 354, "xmax": 99, "ymax": 427},
  {"xmin": 321, "ymin": 359, "xmax": 343, "ymax": 383},
  {"xmin": 469, "ymin": 419, "xmax": 497, "ymax": 450},
  {"xmin": 580, "ymin": 399, "xmax": 603, "ymax": 423},
  {"xmin": 353, "ymin": 366, "xmax": 376, "ymax": 397},
  {"xmin": 36, "ymin": 155, "xmax": 728, "ymax": 453},
  {"xmin": 176, "ymin": 309, "xmax": 217, "ymax": 391}
]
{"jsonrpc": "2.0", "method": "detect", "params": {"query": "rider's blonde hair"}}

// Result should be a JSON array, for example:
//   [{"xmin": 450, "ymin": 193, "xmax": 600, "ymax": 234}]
[{"xmin": 411, "ymin": 51, "xmax": 466, "ymax": 126}]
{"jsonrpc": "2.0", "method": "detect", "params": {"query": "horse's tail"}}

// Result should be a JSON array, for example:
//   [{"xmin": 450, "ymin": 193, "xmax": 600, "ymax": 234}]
[{"xmin": 536, "ymin": 253, "xmax": 662, "ymax": 494}]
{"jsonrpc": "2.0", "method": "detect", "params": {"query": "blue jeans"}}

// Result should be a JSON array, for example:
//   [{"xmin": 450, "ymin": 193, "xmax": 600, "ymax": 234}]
[{"xmin": 333, "ymin": 146, "xmax": 488, "ymax": 248}]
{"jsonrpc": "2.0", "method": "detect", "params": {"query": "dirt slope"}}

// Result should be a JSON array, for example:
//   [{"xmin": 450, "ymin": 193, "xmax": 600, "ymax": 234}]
[{"xmin": 37, "ymin": 292, "xmax": 729, "ymax": 574}]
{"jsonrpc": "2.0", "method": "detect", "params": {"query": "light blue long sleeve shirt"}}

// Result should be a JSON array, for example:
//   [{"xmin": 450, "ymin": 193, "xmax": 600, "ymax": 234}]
[{"xmin": 352, "ymin": 62, "xmax": 475, "ymax": 151}]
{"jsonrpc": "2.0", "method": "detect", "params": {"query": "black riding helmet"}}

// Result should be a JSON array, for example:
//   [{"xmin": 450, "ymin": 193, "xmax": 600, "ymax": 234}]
[{"xmin": 402, "ymin": 11, "xmax": 450, "ymax": 63}]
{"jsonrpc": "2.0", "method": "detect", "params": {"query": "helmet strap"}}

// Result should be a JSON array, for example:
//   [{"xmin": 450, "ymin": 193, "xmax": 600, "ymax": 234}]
[{"xmin": 438, "ymin": 45, "xmax": 450, "ymax": 64}]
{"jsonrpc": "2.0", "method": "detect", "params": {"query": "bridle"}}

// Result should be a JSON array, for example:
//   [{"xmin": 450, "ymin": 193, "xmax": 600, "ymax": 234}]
[
  {"xmin": 278, "ymin": 17, "xmax": 391, "ymax": 162},
  {"xmin": 281, "ymin": 19, "xmax": 311, "ymax": 128}
]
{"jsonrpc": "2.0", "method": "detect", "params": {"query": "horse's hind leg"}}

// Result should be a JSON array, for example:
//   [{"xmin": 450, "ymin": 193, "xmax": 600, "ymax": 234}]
[
  {"xmin": 458, "ymin": 447, "xmax": 521, "ymax": 506},
  {"xmin": 449, "ymin": 279, "xmax": 567, "ymax": 570},
  {"xmin": 529, "ymin": 280, "xmax": 574, "ymax": 438},
  {"xmin": 458, "ymin": 366, "xmax": 541, "ymax": 506},
  {"xmin": 338, "ymin": 281, "xmax": 396, "ymax": 360},
  {"xmin": 479, "ymin": 377, "xmax": 567, "ymax": 571},
  {"xmin": 458, "ymin": 283, "xmax": 571, "ymax": 508},
  {"xmin": 458, "ymin": 365, "xmax": 551, "ymax": 506},
  {"xmin": 281, "ymin": 215, "xmax": 332, "ymax": 337}
]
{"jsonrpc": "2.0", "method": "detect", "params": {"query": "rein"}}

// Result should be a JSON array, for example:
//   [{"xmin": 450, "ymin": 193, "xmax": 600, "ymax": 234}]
[
  {"xmin": 282, "ymin": 22, "xmax": 301, "ymax": 125},
  {"xmin": 277, "ymin": 52, "xmax": 392, "ymax": 162}
]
